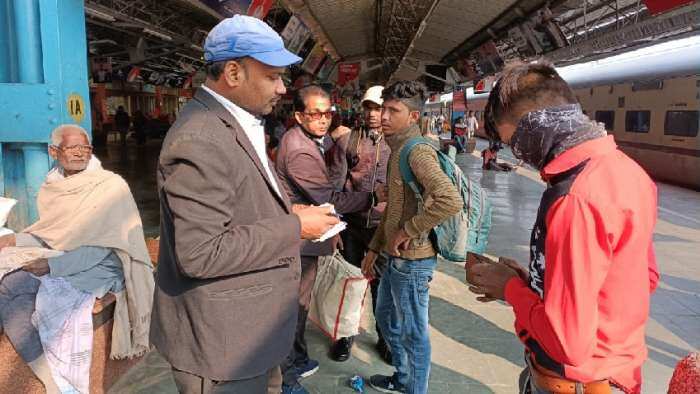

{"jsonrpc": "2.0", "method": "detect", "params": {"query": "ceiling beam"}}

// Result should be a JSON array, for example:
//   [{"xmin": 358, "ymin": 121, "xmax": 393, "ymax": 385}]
[
  {"xmin": 389, "ymin": 0, "xmax": 442, "ymax": 82},
  {"xmin": 170, "ymin": 0, "xmax": 224, "ymax": 21}
]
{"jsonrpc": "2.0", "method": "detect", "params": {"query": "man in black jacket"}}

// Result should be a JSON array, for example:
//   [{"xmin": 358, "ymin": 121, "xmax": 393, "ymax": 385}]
[{"xmin": 327, "ymin": 85, "xmax": 393, "ymax": 363}]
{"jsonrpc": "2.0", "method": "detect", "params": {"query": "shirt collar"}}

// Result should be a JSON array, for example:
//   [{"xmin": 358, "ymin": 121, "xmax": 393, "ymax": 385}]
[
  {"xmin": 201, "ymin": 85, "xmax": 262, "ymax": 127},
  {"xmin": 542, "ymin": 135, "xmax": 617, "ymax": 180}
]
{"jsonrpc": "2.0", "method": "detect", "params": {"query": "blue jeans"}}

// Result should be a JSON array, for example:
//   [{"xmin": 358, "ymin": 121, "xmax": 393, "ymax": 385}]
[
  {"xmin": 376, "ymin": 255, "xmax": 437, "ymax": 394},
  {"xmin": 454, "ymin": 135, "xmax": 466, "ymax": 152}
]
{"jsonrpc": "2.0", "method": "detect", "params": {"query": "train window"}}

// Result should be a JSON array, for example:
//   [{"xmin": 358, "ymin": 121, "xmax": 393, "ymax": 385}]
[
  {"xmin": 625, "ymin": 111, "xmax": 650, "ymax": 133},
  {"xmin": 632, "ymin": 80, "xmax": 663, "ymax": 91},
  {"xmin": 595, "ymin": 111, "xmax": 615, "ymax": 131},
  {"xmin": 664, "ymin": 111, "xmax": 699, "ymax": 137},
  {"xmin": 618, "ymin": 97, "xmax": 625, "ymax": 108}
]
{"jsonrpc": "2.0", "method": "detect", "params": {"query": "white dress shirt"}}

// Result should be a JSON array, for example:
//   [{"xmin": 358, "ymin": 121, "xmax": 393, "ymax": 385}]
[{"xmin": 201, "ymin": 85, "xmax": 281, "ymax": 197}]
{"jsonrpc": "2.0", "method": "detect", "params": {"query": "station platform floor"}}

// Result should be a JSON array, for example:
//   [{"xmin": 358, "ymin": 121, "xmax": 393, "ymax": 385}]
[{"xmin": 101, "ymin": 137, "xmax": 699, "ymax": 394}]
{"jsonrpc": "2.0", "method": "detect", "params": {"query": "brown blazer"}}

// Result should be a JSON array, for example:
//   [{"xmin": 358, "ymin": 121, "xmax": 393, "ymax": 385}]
[
  {"xmin": 151, "ymin": 88, "xmax": 302, "ymax": 381},
  {"xmin": 275, "ymin": 126, "xmax": 372, "ymax": 256}
]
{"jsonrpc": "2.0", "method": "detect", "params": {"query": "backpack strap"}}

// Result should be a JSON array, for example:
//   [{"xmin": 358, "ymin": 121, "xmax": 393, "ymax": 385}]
[
  {"xmin": 399, "ymin": 136, "xmax": 437, "ymax": 203},
  {"xmin": 345, "ymin": 127, "xmax": 363, "ymax": 168}
]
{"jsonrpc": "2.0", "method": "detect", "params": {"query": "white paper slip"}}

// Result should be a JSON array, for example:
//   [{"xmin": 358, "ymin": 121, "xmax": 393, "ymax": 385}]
[
  {"xmin": 318, "ymin": 202, "xmax": 337, "ymax": 215},
  {"xmin": 313, "ymin": 221, "xmax": 347, "ymax": 243}
]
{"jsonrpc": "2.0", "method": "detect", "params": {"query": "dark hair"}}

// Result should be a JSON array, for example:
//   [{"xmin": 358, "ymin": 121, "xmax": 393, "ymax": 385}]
[
  {"xmin": 206, "ymin": 58, "xmax": 246, "ymax": 80},
  {"xmin": 381, "ymin": 80, "xmax": 427, "ymax": 112},
  {"xmin": 484, "ymin": 60, "xmax": 577, "ymax": 141},
  {"xmin": 293, "ymin": 85, "xmax": 330, "ymax": 112}
]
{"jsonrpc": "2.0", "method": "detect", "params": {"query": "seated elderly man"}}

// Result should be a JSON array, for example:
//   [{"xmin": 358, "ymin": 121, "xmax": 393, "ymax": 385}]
[{"xmin": 0, "ymin": 124, "xmax": 154, "ymax": 393}]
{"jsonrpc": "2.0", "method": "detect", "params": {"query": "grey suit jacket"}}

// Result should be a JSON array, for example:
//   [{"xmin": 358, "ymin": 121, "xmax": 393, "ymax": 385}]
[
  {"xmin": 151, "ymin": 88, "xmax": 302, "ymax": 381},
  {"xmin": 275, "ymin": 126, "xmax": 371, "ymax": 257}
]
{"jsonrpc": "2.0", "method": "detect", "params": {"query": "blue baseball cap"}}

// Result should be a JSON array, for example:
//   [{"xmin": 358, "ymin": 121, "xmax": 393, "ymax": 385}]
[{"xmin": 204, "ymin": 15, "xmax": 302, "ymax": 67}]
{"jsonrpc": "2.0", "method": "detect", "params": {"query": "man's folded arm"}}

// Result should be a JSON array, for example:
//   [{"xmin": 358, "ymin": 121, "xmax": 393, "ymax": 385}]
[
  {"xmin": 286, "ymin": 150, "xmax": 371, "ymax": 214},
  {"xmin": 48, "ymin": 246, "xmax": 112, "ymax": 277}
]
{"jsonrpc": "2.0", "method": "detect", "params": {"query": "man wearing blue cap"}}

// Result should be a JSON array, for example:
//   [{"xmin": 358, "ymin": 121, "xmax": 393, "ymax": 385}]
[{"xmin": 151, "ymin": 15, "xmax": 339, "ymax": 394}]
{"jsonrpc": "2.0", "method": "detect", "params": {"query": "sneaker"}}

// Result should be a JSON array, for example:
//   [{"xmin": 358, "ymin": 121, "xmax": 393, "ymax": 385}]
[
  {"xmin": 369, "ymin": 374, "xmax": 406, "ymax": 393},
  {"xmin": 296, "ymin": 359, "xmax": 319, "ymax": 379},
  {"xmin": 281, "ymin": 382, "xmax": 309, "ymax": 394}
]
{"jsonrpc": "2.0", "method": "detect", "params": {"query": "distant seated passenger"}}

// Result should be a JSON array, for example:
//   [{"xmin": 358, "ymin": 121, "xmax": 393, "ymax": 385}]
[
  {"xmin": 0, "ymin": 124, "xmax": 154, "ymax": 393},
  {"xmin": 481, "ymin": 141, "xmax": 514, "ymax": 172}
]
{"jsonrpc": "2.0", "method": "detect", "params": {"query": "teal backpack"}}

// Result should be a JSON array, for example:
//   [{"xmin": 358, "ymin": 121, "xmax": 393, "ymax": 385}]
[{"xmin": 399, "ymin": 137, "xmax": 492, "ymax": 260}]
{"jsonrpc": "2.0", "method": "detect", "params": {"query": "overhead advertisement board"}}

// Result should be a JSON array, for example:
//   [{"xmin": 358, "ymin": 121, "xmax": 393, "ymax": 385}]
[
  {"xmin": 301, "ymin": 44, "xmax": 326, "ymax": 74},
  {"xmin": 474, "ymin": 41, "xmax": 504, "ymax": 77},
  {"xmin": 643, "ymin": 0, "xmax": 694, "ymax": 15},
  {"xmin": 247, "ymin": 0, "xmax": 273, "ymax": 19},
  {"xmin": 281, "ymin": 15, "xmax": 312, "ymax": 54},
  {"xmin": 454, "ymin": 41, "xmax": 504, "ymax": 82},
  {"xmin": 337, "ymin": 62, "xmax": 360, "ymax": 87},
  {"xmin": 317, "ymin": 58, "xmax": 336, "ymax": 81}
]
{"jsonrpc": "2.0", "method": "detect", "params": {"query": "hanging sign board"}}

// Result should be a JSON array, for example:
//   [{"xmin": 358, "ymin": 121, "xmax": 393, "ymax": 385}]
[
  {"xmin": 317, "ymin": 58, "xmax": 335, "ymax": 81},
  {"xmin": 301, "ymin": 44, "xmax": 326, "ymax": 74},
  {"xmin": 247, "ymin": 0, "xmax": 273, "ymax": 19},
  {"xmin": 644, "ymin": 0, "xmax": 694, "ymax": 15},
  {"xmin": 337, "ymin": 62, "xmax": 360, "ymax": 87},
  {"xmin": 281, "ymin": 15, "xmax": 311, "ymax": 54}
]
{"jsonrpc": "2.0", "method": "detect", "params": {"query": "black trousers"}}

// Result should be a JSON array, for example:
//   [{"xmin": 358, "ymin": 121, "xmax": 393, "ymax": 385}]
[
  {"xmin": 282, "ymin": 255, "xmax": 318, "ymax": 385},
  {"xmin": 340, "ymin": 223, "xmax": 387, "ymax": 342}
]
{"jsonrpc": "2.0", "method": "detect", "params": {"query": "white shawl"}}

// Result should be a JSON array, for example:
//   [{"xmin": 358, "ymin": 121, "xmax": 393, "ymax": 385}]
[{"xmin": 23, "ymin": 159, "xmax": 154, "ymax": 359}]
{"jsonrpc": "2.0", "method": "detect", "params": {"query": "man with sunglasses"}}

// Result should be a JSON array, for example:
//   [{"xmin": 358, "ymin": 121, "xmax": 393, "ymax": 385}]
[{"xmin": 275, "ymin": 85, "xmax": 380, "ymax": 393}]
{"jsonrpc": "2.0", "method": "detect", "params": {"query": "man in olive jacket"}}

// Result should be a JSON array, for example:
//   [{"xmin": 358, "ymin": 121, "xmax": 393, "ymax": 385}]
[{"xmin": 362, "ymin": 81, "xmax": 462, "ymax": 394}]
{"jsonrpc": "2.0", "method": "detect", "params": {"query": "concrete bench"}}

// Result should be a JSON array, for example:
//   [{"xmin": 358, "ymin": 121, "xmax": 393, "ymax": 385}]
[{"xmin": 0, "ymin": 238, "xmax": 160, "ymax": 393}]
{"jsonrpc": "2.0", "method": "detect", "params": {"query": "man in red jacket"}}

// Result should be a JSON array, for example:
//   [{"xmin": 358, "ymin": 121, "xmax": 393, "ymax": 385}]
[{"xmin": 467, "ymin": 61, "xmax": 659, "ymax": 394}]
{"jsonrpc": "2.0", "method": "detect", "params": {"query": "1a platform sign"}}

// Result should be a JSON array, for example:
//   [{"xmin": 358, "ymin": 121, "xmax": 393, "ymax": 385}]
[{"xmin": 67, "ymin": 93, "xmax": 86, "ymax": 123}]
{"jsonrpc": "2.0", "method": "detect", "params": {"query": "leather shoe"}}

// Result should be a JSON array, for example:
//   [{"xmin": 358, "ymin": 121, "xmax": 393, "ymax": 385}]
[{"xmin": 330, "ymin": 337, "xmax": 354, "ymax": 362}]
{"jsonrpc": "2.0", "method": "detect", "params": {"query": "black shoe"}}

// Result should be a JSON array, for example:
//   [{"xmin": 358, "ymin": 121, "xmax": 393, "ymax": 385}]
[
  {"xmin": 330, "ymin": 337, "xmax": 354, "ymax": 362},
  {"xmin": 369, "ymin": 374, "xmax": 406, "ymax": 393},
  {"xmin": 376, "ymin": 338, "xmax": 393, "ymax": 365}
]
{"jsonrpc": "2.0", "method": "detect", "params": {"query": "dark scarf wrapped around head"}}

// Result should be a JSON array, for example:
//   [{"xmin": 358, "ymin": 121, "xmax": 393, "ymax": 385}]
[{"xmin": 510, "ymin": 104, "xmax": 607, "ymax": 170}]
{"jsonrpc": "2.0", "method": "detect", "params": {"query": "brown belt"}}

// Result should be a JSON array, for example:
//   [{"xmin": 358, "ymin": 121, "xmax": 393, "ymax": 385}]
[{"xmin": 529, "ymin": 357, "xmax": 613, "ymax": 394}]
